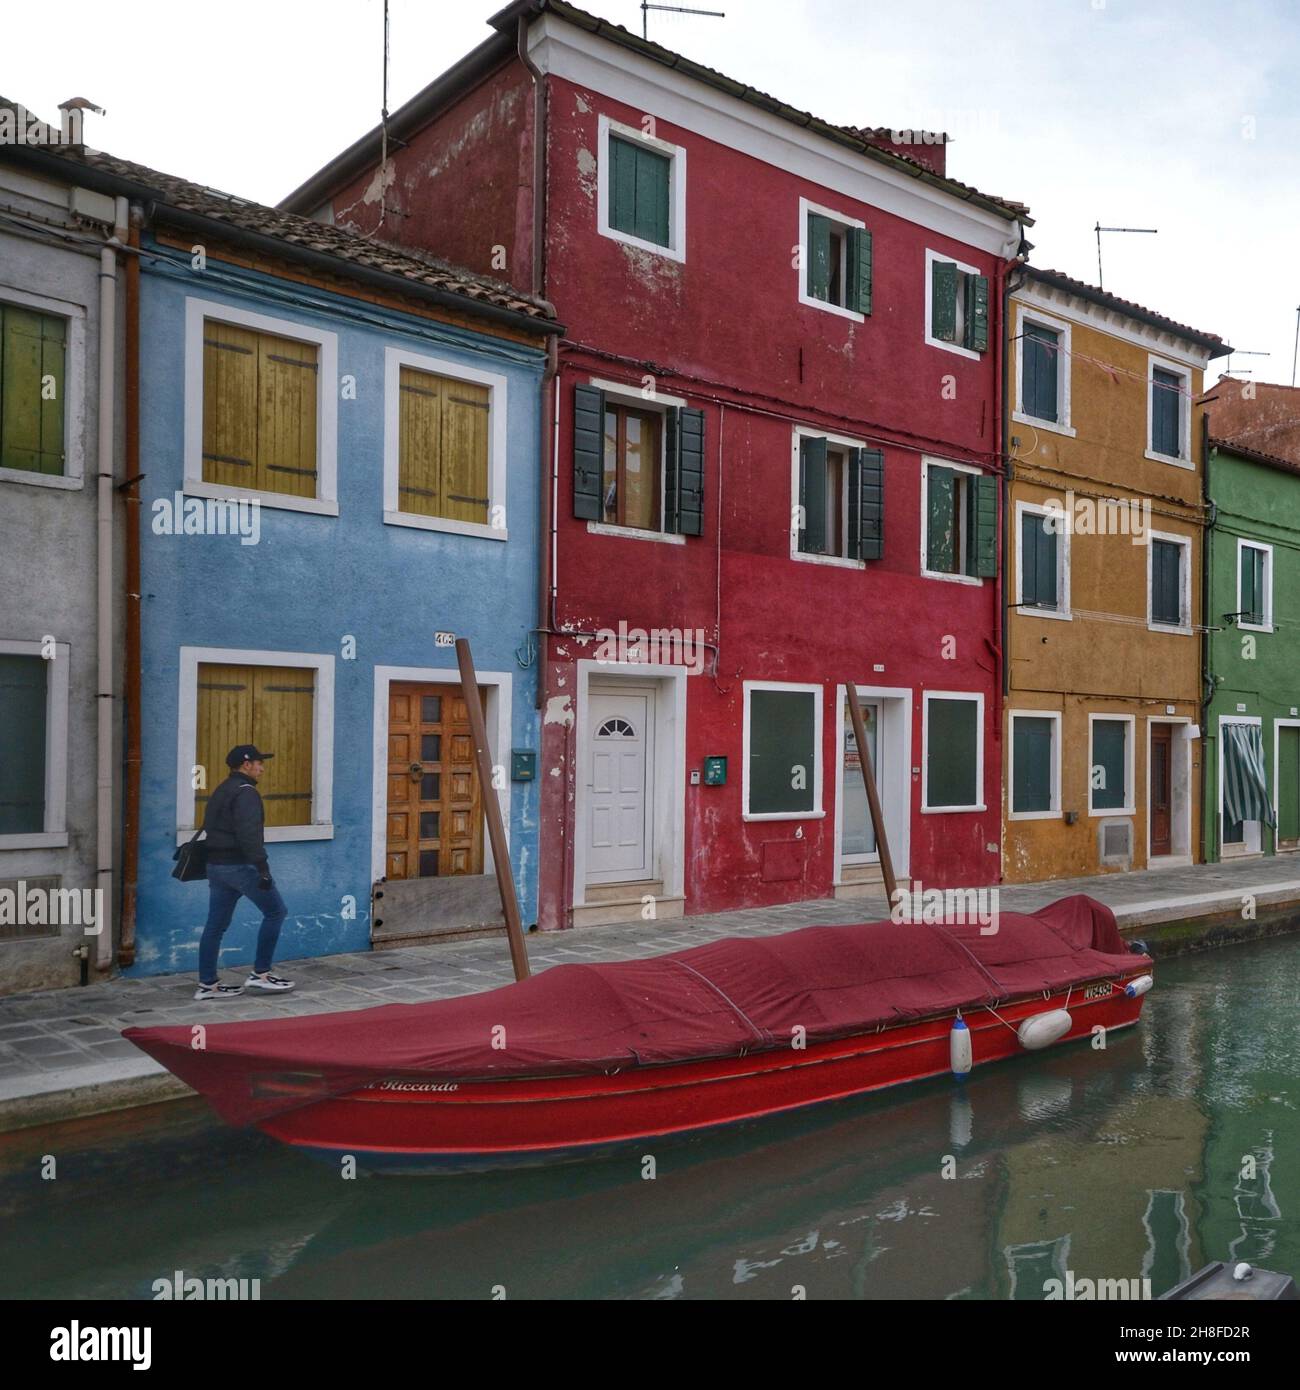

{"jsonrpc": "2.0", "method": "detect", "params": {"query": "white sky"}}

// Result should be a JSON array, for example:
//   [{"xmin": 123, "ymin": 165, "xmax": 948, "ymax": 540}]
[{"xmin": 8, "ymin": 0, "xmax": 1299, "ymax": 384}]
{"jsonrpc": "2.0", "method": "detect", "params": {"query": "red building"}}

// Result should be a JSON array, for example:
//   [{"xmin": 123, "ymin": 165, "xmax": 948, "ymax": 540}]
[{"xmin": 283, "ymin": 0, "xmax": 1031, "ymax": 929}]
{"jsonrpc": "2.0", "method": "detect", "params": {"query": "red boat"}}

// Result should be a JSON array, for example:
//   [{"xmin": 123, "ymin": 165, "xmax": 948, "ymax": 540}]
[{"xmin": 124, "ymin": 895, "xmax": 1153, "ymax": 1175}]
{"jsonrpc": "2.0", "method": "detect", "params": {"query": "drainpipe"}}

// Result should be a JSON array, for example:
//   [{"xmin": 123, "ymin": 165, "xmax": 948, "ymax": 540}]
[
  {"xmin": 95, "ymin": 196, "xmax": 128, "ymax": 972},
  {"xmin": 117, "ymin": 204, "xmax": 143, "ymax": 966},
  {"xmin": 517, "ymin": 14, "xmax": 547, "ymax": 301},
  {"xmin": 1200, "ymin": 416, "xmax": 1215, "ymax": 864}
]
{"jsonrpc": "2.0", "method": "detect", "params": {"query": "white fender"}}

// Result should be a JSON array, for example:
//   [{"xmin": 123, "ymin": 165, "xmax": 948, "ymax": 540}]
[
  {"xmin": 1125, "ymin": 974, "xmax": 1154, "ymax": 999},
  {"xmin": 950, "ymin": 1016, "xmax": 972, "ymax": 1076},
  {"xmin": 1017, "ymin": 1008, "xmax": 1072, "ymax": 1051}
]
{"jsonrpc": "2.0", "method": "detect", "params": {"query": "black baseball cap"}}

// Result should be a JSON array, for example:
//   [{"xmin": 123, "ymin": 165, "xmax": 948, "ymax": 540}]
[{"xmin": 226, "ymin": 744, "xmax": 275, "ymax": 768}]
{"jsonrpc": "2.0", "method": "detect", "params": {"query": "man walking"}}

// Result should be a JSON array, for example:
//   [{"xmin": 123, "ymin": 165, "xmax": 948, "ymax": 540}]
[{"xmin": 195, "ymin": 744, "xmax": 296, "ymax": 1001}]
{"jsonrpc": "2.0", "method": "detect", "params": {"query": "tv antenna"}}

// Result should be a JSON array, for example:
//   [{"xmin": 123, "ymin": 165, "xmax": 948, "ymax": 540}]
[
  {"xmin": 1223, "ymin": 348, "xmax": 1270, "ymax": 376},
  {"xmin": 642, "ymin": 3, "xmax": 726, "ymax": 39},
  {"xmin": 1094, "ymin": 222, "xmax": 1157, "ymax": 290}
]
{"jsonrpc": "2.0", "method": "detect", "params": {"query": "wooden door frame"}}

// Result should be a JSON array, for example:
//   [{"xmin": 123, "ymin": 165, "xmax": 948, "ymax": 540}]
[
  {"xmin": 1145, "ymin": 715, "xmax": 1193, "ymax": 867},
  {"xmin": 1273, "ymin": 717, "xmax": 1300, "ymax": 851},
  {"xmin": 370, "ymin": 665, "xmax": 512, "ymax": 884}
]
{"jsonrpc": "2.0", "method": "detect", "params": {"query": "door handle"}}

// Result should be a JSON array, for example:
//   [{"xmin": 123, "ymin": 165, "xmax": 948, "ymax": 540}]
[{"xmin": 409, "ymin": 763, "xmax": 423, "ymax": 781}]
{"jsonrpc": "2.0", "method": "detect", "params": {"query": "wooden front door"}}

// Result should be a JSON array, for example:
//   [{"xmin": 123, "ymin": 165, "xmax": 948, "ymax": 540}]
[
  {"xmin": 386, "ymin": 682, "xmax": 483, "ymax": 880},
  {"xmin": 1150, "ymin": 723, "xmax": 1173, "ymax": 857}
]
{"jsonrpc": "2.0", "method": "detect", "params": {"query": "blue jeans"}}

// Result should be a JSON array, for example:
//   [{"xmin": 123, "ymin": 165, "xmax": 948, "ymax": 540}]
[{"xmin": 199, "ymin": 863, "xmax": 287, "ymax": 983}]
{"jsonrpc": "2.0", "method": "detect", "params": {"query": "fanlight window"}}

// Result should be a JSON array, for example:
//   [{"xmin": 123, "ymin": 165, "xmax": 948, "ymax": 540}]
[{"xmin": 597, "ymin": 717, "xmax": 635, "ymax": 738}]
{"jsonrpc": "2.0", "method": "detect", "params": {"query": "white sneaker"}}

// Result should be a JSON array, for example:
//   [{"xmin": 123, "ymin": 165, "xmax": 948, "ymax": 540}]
[
  {"xmin": 195, "ymin": 982, "xmax": 244, "ymax": 1001},
  {"xmin": 245, "ymin": 971, "xmax": 295, "ymax": 992}
]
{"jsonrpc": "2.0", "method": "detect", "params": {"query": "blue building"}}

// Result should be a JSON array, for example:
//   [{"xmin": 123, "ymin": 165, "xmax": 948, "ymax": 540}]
[{"xmin": 116, "ymin": 160, "xmax": 557, "ymax": 975}]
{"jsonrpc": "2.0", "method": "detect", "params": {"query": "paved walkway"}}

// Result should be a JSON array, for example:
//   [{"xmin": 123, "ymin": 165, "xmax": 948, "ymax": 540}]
[{"xmin": 2, "ymin": 855, "xmax": 1298, "ymax": 1130}]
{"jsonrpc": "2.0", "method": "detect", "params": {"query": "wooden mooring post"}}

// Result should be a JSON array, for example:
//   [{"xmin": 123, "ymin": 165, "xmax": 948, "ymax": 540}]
[{"xmin": 845, "ymin": 684, "xmax": 897, "ymax": 917}]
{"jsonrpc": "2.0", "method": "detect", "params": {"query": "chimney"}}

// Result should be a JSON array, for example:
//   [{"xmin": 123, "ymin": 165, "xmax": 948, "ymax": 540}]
[
  {"xmin": 860, "ymin": 126, "xmax": 948, "ymax": 177},
  {"xmin": 58, "ymin": 97, "xmax": 104, "ymax": 147}
]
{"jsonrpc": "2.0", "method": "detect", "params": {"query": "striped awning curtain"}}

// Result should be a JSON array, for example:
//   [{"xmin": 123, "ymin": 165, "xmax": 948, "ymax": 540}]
[{"xmin": 1223, "ymin": 723, "xmax": 1276, "ymax": 827}]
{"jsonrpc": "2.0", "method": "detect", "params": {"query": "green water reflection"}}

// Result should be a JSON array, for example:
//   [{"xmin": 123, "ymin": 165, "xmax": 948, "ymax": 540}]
[{"xmin": 2, "ymin": 936, "xmax": 1296, "ymax": 1300}]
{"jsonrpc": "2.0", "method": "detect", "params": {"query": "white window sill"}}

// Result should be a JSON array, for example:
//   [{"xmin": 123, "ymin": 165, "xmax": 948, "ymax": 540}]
[
  {"xmin": 1238, "ymin": 621, "xmax": 1273, "ymax": 634},
  {"xmin": 742, "ymin": 810, "xmax": 825, "ymax": 823},
  {"xmin": 1144, "ymin": 449, "xmax": 1193, "ymax": 470},
  {"xmin": 586, "ymin": 521, "xmax": 685, "ymax": 546},
  {"xmin": 1147, "ymin": 621, "xmax": 1193, "ymax": 636},
  {"xmin": 0, "ymin": 831, "xmax": 70, "ymax": 850},
  {"xmin": 175, "ymin": 823, "xmax": 335, "ymax": 847},
  {"xmin": 1017, "ymin": 603, "xmax": 1072, "ymax": 621},
  {"xmin": 798, "ymin": 291, "xmax": 865, "ymax": 324},
  {"xmin": 922, "ymin": 567, "xmax": 983, "ymax": 586},
  {"xmin": 791, "ymin": 549, "xmax": 865, "ymax": 571},
  {"xmin": 921, "ymin": 803, "xmax": 987, "ymax": 814},
  {"xmin": 0, "ymin": 467, "xmax": 82, "ymax": 490},
  {"xmin": 925, "ymin": 333, "xmax": 981, "ymax": 361},
  {"xmin": 1012, "ymin": 410, "xmax": 1075, "ymax": 439},
  {"xmin": 1088, "ymin": 806, "xmax": 1135, "ymax": 819},
  {"xmin": 598, "ymin": 224, "xmax": 684, "ymax": 264},
  {"xmin": 1009, "ymin": 809, "xmax": 1061, "ymax": 821},
  {"xmin": 184, "ymin": 479, "xmax": 338, "ymax": 516},
  {"xmin": 385, "ymin": 511, "xmax": 506, "ymax": 541}
]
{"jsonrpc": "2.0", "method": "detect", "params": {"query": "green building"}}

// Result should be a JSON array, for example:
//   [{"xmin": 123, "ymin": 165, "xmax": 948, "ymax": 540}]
[{"xmin": 1202, "ymin": 437, "xmax": 1300, "ymax": 861}]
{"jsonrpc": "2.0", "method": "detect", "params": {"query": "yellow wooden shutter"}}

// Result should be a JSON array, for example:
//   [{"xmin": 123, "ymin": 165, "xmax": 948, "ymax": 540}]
[
  {"xmin": 398, "ymin": 366, "xmax": 443, "ymax": 517},
  {"xmin": 201, "ymin": 322, "xmax": 259, "ymax": 488},
  {"xmin": 252, "ymin": 665, "xmax": 314, "ymax": 827},
  {"xmin": 441, "ymin": 379, "xmax": 490, "ymax": 524},
  {"xmin": 256, "ymin": 332, "xmax": 318, "ymax": 498},
  {"xmin": 195, "ymin": 663, "xmax": 253, "ymax": 821}
]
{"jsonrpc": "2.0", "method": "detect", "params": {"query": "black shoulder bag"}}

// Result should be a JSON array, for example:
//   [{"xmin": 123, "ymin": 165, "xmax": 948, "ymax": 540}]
[{"xmin": 172, "ymin": 828, "xmax": 208, "ymax": 882}]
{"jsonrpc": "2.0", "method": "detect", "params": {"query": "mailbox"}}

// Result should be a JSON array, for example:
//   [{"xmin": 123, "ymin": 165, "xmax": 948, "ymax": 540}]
[
  {"xmin": 703, "ymin": 756, "xmax": 727, "ymax": 786},
  {"xmin": 511, "ymin": 750, "xmax": 536, "ymax": 782}
]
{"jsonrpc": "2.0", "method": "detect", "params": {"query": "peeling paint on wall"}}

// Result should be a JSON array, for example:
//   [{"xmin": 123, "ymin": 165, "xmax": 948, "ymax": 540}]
[{"xmin": 544, "ymin": 694, "xmax": 574, "ymax": 726}]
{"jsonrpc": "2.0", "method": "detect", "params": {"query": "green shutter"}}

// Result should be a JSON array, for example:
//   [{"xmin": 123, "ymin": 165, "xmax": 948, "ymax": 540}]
[
  {"xmin": 571, "ymin": 384, "xmax": 604, "ymax": 521},
  {"xmin": 748, "ymin": 689, "xmax": 817, "ymax": 815},
  {"xmin": 1278, "ymin": 726, "xmax": 1300, "ymax": 843},
  {"xmin": 1240, "ymin": 545, "xmax": 1265, "ymax": 625},
  {"xmin": 926, "ymin": 697, "xmax": 979, "ymax": 808},
  {"xmin": 807, "ymin": 214, "xmax": 833, "ymax": 302},
  {"xmin": 799, "ymin": 436, "xmax": 828, "ymax": 554},
  {"xmin": 609, "ymin": 137, "xmax": 670, "ymax": 247},
  {"xmin": 931, "ymin": 260, "xmax": 957, "ymax": 341},
  {"xmin": 973, "ymin": 474, "xmax": 997, "ymax": 577},
  {"xmin": 846, "ymin": 226, "xmax": 873, "ymax": 315},
  {"xmin": 848, "ymin": 447, "xmax": 884, "ymax": 561},
  {"xmin": 926, "ymin": 464, "xmax": 955, "ymax": 572},
  {"xmin": 665, "ymin": 405, "xmax": 705, "ymax": 537},
  {"xmin": 964, "ymin": 272, "xmax": 990, "ymax": 352},
  {"xmin": 1023, "ymin": 325, "xmax": 1058, "ymax": 422},
  {"xmin": 1012, "ymin": 716, "xmax": 1054, "ymax": 814},
  {"xmin": 0, "ymin": 654, "xmax": 47, "ymax": 834},
  {"xmin": 1091, "ymin": 720, "xmax": 1127, "ymax": 810},
  {"xmin": 1152, "ymin": 368, "xmax": 1181, "ymax": 456},
  {"xmin": 1021, "ymin": 511, "xmax": 1057, "ymax": 609},
  {"xmin": 1152, "ymin": 539, "xmax": 1181, "ymax": 625},
  {"xmin": 0, "ymin": 306, "xmax": 66, "ymax": 475}
]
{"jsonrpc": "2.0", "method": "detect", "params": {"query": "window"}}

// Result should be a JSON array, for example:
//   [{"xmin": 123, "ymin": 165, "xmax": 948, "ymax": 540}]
[
  {"xmin": 926, "ymin": 250, "xmax": 989, "ymax": 356},
  {"xmin": 799, "ymin": 199, "xmax": 871, "ymax": 319},
  {"xmin": 0, "ymin": 302, "xmax": 66, "ymax": 476},
  {"xmin": 743, "ymin": 683, "xmax": 822, "ymax": 820},
  {"xmin": 1010, "ymin": 711, "xmax": 1060, "ymax": 817},
  {"xmin": 923, "ymin": 692, "xmax": 984, "ymax": 812},
  {"xmin": 922, "ymin": 459, "xmax": 996, "ymax": 581},
  {"xmin": 0, "ymin": 642, "xmax": 69, "ymax": 847},
  {"xmin": 1021, "ymin": 324, "xmax": 1059, "ymax": 422},
  {"xmin": 1238, "ymin": 540, "xmax": 1272, "ymax": 631},
  {"xmin": 794, "ymin": 432, "xmax": 884, "ymax": 564},
  {"xmin": 185, "ymin": 298, "xmax": 338, "ymax": 515},
  {"xmin": 598, "ymin": 115, "xmax": 686, "ymax": 261},
  {"xmin": 178, "ymin": 647, "xmax": 334, "ymax": 840},
  {"xmin": 572, "ymin": 383, "xmax": 703, "ymax": 538},
  {"xmin": 1017, "ymin": 503, "xmax": 1068, "ymax": 616},
  {"xmin": 1089, "ymin": 715, "xmax": 1134, "ymax": 814},
  {"xmin": 383, "ymin": 348, "xmax": 507, "ymax": 539},
  {"xmin": 1147, "ymin": 532, "xmax": 1191, "ymax": 633},
  {"xmin": 1147, "ymin": 356, "xmax": 1191, "ymax": 465}
]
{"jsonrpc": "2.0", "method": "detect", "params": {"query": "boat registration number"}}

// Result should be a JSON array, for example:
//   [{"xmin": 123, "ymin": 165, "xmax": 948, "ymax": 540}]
[{"xmin": 1083, "ymin": 982, "xmax": 1112, "ymax": 1000}]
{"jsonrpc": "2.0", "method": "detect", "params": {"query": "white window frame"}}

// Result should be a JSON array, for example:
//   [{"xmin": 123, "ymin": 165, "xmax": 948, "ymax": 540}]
[
  {"xmin": 1218, "ymin": 713, "xmax": 1264, "ymax": 856},
  {"xmin": 920, "ymin": 456, "xmax": 984, "ymax": 585},
  {"xmin": 1273, "ymin": 716, "xmax": 1300, "ymax": 849},
  {"xmin": 921, "ymin": 689, "xmax": 986, "ymax": 813},
  {"xmin": 924, "ymin": 248, "xmax": 981, "ymax": 361},
  {"xmin": 0, "ymin": 284, "xmax": 87, "ymax": 492},
  {"xmin": 1088, "ymin": 713, "xmax": 1136, "ymax": 817},
  {"xmin": 597, "ymin": 114, "xmax": 687, "ymax": 263},
  {"xmin": 0, "ymin": 638, "xmax": 70, "ymax": 849},
  {"xmin": 184, "ymin": 296, "xmax": 339, "ymax": 517},
  {"xmin": 1008, "ymin": 709, "xmax": 1062, "ymax": 820},
  {"xmin": 1012, "ymin": 304, "xmax": 1074, "ymax": 437},
  {"xmin": 797, "ymin": 197, "xmax": 866, "ymax": 324},
  {"xmin": 742, "ymin": 680, "xmax": 824, "ymax": 822},
  {"xmin": 584, "ymin": 375, "xmax": 687, "ymax": 545},
  {"xmin": 382, "ymin": 346, "xmax": 509, "ymax": 541},
  {"xmin": 175, "ymin": 646, "xmax": 335, "ymax": 843},
  {"xmin": 1146, "ymin": 529, "xmax": 1193, "ymax": 635},
  {"xmin": 1236, "ymin": 538, "xmax": 1274, "ymax": 634},
  {"xmin": 1014, "ymin": 499, "xmax": 1071, "ymax": 620},
  {"xmin": 789, "ymin": 424, "xmax": 868, "ymax": 570},
  {"xmin": 1145, "ymin": 353, "xmax": 1193, "ymax": 469}
]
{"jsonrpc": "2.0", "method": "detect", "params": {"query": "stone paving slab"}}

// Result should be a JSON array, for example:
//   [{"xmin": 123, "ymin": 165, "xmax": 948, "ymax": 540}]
[{"xmin": 1, "ymin": 854, "xmax": 1299, "ymax": 1131}]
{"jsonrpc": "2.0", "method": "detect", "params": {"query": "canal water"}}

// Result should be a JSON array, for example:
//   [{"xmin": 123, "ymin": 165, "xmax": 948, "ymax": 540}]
[{"xmin": 2, "ymin": 935, "xmax": 1296, "ymax": 1300}]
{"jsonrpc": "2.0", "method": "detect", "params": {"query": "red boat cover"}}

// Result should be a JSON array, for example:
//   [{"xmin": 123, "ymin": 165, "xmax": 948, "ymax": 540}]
[{"xmin": 123, "ymin": 895, "xmax": 1150, "ymax": 1125}]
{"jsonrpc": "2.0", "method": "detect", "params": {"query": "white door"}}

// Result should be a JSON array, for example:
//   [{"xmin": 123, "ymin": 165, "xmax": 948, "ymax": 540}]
[
  {"xmin": 587, "ymin": 688, "xmax": 655, "ymax": 884},
  {"xmin": 841, "ymin": 699, "xmax": 882, "ymax": 862}
]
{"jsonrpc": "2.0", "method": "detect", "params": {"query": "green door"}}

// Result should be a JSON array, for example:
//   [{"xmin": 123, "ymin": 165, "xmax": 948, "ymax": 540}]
[{"xmin": 1279, "ymin": 726, "xmax": 1300, "ymax": 847}]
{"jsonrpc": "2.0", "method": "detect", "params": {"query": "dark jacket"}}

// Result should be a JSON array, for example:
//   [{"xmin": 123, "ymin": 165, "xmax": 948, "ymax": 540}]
[{"xmin": 202, "ymin": 772, "xmax": 269, "ymax": 871}]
